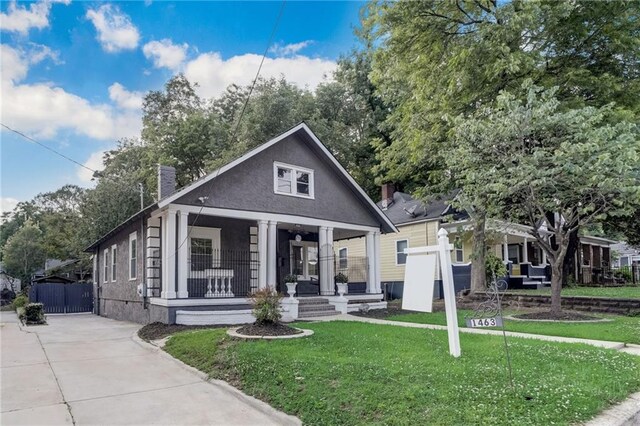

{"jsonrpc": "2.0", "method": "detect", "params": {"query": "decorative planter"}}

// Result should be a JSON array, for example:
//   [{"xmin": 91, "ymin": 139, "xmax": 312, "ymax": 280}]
[
  {"xmin": 286, "ymin": 282, "xmax": 297, "ymax": 299},
  {"xmin": 336, "ymin": 282, "xmax": 348, "ymax": 297}
]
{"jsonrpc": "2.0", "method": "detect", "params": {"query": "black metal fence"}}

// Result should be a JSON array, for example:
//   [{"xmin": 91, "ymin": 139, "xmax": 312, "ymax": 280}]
[
  {"xmin": 187, "ymin": 249, "xmax": 259, "ymax": 298},
  {"xmin": 580, "ymin": 265, "xmax": 640, "ymax": 286}
]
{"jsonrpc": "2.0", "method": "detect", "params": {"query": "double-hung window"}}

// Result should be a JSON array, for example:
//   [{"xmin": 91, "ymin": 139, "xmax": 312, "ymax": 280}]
[
  {"xmin": 454, "ymin": 237, "xmax": 464, "ymax": 263},
  {"xmin": 338, "ymin": 248, "xmax": 348, "ymax": 269},
  {"xmin": 188, "ymin": 227, "xmax": 221, "ymax": 274},
  {"xmin": 396, "ymin": 240, "xmax": 408, "ymax": 265},
  {"xmin": 111, "ymin": 245, "xmax": 117, "ymax": 282},
  {"xmin": 274, "ymin": 162, "xmax": 314, "ymax": 199},
  {"xmin": 103, "ymin": 248, "xmax": 109, "ymax": 282},
  {"xmin": 129, "ymin": 232, "xmax": 137, "ymax": 280}
]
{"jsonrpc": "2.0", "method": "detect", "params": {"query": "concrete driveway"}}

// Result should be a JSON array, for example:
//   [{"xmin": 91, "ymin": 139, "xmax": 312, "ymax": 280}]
[{"xmin": 0, "ymin": 312, "xmax": 298, "ymax": 425}]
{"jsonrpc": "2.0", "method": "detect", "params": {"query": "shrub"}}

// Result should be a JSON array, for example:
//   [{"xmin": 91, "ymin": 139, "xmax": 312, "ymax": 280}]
[
  {"xmin": 284, "ymin": 274, "xmax": 298, "ymax": 283},
  {"xmin": 250, "ymin": 287, "xmax": 282, "ymax": 325},
  {"xmin": 12, "ymin": 294, "xmax": 28, "ymax": 310},
  {"xmin": 335, "ymin": 272, "xmax": 349, "ymax": 283},
  {"xmin": 23, "ymin": 303, "xmax": 46, "ymax": 325},
  {"xmin": 485, "ymin": 252, "xmax": 507, "ymax": 283}
]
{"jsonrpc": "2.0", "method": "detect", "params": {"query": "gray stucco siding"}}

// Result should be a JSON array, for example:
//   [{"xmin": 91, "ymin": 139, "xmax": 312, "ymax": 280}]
[
  {"xmin": 175, "ymin": 134, "xmax": 380, "ymax": 228},
  {"xmin": 95, "ymin": 220, "xmax": 147, "ymax": 323},
  {"xmin": 189, "ymin": 215, "xmax": 252, "ymax": 252}
]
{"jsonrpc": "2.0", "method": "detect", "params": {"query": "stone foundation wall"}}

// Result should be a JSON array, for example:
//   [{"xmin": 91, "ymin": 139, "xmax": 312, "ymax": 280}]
[{"xmin": 461, "ymin": 292, "xmax": 640, "ymax": 315}]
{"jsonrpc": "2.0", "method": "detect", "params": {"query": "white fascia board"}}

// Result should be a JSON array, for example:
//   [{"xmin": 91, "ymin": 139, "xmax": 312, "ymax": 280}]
[
  {"xmin": 579, "ymin": 235, "xmax": 617, "ymax": 246},
  {"xmin": 171, "ymin": 204, "xmax": 382, "ymax": 233},
  {"xmin": 157, "ymin": 123, "xmax": 398, "ymax": 233}
]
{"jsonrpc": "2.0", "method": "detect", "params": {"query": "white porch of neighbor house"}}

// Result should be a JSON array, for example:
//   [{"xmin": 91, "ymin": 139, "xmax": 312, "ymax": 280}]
[{"xmin": 145, "ymin": 204, "xmax": 384, "ymax": 322}]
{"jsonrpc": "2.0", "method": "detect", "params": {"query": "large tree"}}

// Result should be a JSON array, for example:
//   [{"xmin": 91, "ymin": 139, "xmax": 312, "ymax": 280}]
[
  {"xmin": 364, "ymin": 0, "xmax": 640, "ymax": 291},
  {"xmin": 2, "ymin": 221, "xmax": 47, "ymax": 285},
  {"xmin": 453, "ymin": 84, "xmax": 639, "ymax": 315}
]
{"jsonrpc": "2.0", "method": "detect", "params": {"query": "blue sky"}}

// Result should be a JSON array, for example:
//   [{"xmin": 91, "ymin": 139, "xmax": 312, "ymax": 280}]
[{"xmin": 0, "ymin": 0, "xmax": 363, "ymax": 214}]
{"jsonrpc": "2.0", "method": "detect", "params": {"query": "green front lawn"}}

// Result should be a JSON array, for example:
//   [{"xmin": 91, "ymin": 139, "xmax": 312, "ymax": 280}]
[
  {"xmin": 509, "ymin": 286, "xmax": 640, "ymax": 299},
  {"xmin": 165, "ymin": 322, "xmax": 640, "ymax": 425},
  {"xmin": 386, "ymin": 310, "xmax": 640, "ymax": 344}
]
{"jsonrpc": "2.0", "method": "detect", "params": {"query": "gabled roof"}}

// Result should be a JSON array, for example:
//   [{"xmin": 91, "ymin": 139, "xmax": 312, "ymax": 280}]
[
  {"xmin": 158, "ymin": 122, "xmax": 397, "ymax": 233},
  {"xmin": 379, "ymin": 191, "xmax": 463, "ymax": 226}
]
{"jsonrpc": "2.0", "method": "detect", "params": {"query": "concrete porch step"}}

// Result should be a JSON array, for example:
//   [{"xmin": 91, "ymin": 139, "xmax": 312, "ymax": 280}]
[
  {"xmin": 298, "ymin": 310, "xmax": 340, "ymax": 318},
  {"xmin": 299, "ymin": 304, "xmax": 336, "ymax": 313},
  {"xmin": 298, "ymin": 298, "xmax": 331, "ymax": 305}
]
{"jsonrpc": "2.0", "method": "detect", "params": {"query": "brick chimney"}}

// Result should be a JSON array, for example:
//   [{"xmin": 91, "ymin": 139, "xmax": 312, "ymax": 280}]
[
  {"xmin": 381, "ymin": 183, "xmax": 395, "ymax": 208},
  {"xmin": 157, "ymin": 165, "xmax": 176, "ymax": 200}
]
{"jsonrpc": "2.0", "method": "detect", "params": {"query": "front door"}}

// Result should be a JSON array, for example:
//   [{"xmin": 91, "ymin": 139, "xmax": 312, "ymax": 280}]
[{"xmin": 290, "ymin": 241, "xmax": 319, "ymax": 281}]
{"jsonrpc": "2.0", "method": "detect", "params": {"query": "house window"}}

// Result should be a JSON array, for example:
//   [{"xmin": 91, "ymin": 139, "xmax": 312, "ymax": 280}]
[
  {"xmin": 396, "ymin": 240, "xmax": 408, "ymax": 265},
  {"xmin": 188, "ymin": 227, "xmax": 221, "ymax": 273},
  {"xmin": 103, "ymin": 248, "xmax": 109, "ymax": 282},
  {"xmin": 273, "ymin": 162, "xmax": 314, "ymax": 199},
  {"xmin": 111, "ymin": 245, "xmax": 117, "ymax": 282},
  {"xmin": 129, "ymin": 232, "xmax": 137, "ymax": 280},
  {"xmin": 338, "ymin": 248, "xmax": 348, "ymax": 269},
  {"xmin": 454, "ymin": 237, "xmax": 464, "ymax": 263}
]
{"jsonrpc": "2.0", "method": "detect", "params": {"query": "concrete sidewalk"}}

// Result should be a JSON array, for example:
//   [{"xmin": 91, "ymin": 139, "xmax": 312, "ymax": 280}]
[{"xmin": 0, "ymin": 312, "xmax": 299, "ymax": 426}]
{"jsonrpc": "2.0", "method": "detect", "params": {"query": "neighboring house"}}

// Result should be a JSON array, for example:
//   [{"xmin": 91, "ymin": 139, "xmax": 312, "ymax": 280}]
[
  {"xmin": 611, "ymin": 242, "xmax": 640, "ymax": 268},
  {"xmin": 86, "ymin": 123, "xmax": 396, "ymax": 325},
  {"xmin": 32, "ymin": 259, "xmax": 92, "ymax": 283},
  {"xmin": 0, "ymin": 264, "xmax": 21, "ymax": 293},
  {"xmin": 335, "ymin": 186, "xmax": 618, "ymax": 298}
]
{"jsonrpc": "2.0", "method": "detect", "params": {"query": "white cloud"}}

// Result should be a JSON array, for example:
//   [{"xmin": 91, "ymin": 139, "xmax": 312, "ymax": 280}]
[
  {"xmin": 26, "ymin": 43, "xmax": 62, "ymax": 65},
  {"xmin": 109, "ymin": 82, "xmax": 143, "ymax": 110},
  {"xmin": 86, "ymin": 4, "xmax": 140, "ymax": 53},
  {"xmin": 143, "ymin": 39, "xmax": 188, "ymax": 71},
  {"xmin": 184, "ymin": 52, "xmax": 336, "ymax": 98},
  {"xmin": 77, "ymin": 151, "xmax": 105, "ymax": 184},
  {"xmin": 0, "ymin": 0, "xmax": 70, "ymax": 35},
  {"xmin": 0, "ymin": 197, "xmax": 19, "ymax": 217},
  {"xmin": 269, "ymin": 40, "xmax": 313, "ymax": 57},
  {"xmin": 1, "ymin": 44, "xmax": 141, "ymax": 141}
]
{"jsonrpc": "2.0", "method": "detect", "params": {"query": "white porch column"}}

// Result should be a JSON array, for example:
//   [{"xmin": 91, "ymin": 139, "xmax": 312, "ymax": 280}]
[
  {"xmin": 318, "ymin": 226, "xmax": 329, "ymax": 295},
  {"xmin": 326, "ymin": 227, "xmax": 334, "ymax": 294},
  {"xmin": 161, "ymin": 210, "xmax": 177, "ymax": 299},
  {"xmin": 365, "ymin": 231, "xmax": 375, "ymax": 293},
  {"xmin": 258, "ymin": 220, "xmax": 268, "ymax": 289},
  {"xmin": 502, "ymin": 235, "xmax": 509, "ymax": 264},
  {"xmin": 177, "ymin": 211, "xmax": 189, "ymax": 298},
  {"xmin": 522, "ymin": 237, "xmax": 529, "ymax": 263},
  {"xmin": 373, "ymin": 231, "xmax": 382, "ymax": 293},
  {"xmin": 267, "ymin": 221, "xmax": 278, "ymax": 288},
  {"xmin": 542, "ymin": 248, "xmax": 548, "ymax": 265}
]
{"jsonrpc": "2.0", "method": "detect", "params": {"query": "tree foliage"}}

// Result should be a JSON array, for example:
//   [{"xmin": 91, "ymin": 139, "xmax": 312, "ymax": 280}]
[
  {"xmin": 453, "ymin": 84, "xmax": 639, "ymax": 313},
  {"xmin": 1, "ymin": 221, "xmax": 46, "ymax": 285}
]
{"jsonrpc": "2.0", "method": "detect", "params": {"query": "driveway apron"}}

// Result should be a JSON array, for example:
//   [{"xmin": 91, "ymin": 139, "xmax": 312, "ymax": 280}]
[{"xmin": 0, "ymin": 312, "xmax": 298, "ymax": 425}]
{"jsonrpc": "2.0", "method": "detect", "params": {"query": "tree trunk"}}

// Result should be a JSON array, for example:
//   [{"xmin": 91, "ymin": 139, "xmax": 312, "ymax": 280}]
[
  {"xmin": 550, "ymin": 262, "xmax": 563, "ymax": 315},
  {"xmin": 562, "ymin": 229, "xmax": 579, "ymax": 286},
  {"xmin": 470, "ymin": 213, "xmax": 487, "ymax": 293}
]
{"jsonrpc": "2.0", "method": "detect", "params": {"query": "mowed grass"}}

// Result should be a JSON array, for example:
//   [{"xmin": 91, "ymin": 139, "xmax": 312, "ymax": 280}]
[
  {"xmin": 386, "ymin": 309, "xmax": 640, "ymax": 344},
  {"xmin": 509, "ymin": 286, "xmax": 640, "ymax": 299},
  {"xmin": 164, "ymin": 321, "xmax": 640, "ymax": 426}
]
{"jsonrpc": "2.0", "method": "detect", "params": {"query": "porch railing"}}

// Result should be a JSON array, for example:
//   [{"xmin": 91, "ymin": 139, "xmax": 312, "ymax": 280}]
[
  {"xmin": 580, "ymin": 265, "xmax": 639, "ymax": 286},
  {"xmin": 187, "ymin": 249, "xmax": 259, "ymax": 298}
]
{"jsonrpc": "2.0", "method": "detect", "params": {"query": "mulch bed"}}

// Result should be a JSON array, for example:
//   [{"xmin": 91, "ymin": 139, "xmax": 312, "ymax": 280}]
[
  {"xmin": 138, "ymin": 322, "xmax": 226, "ymax": 341},
  {"xmin": 512, "ymin": 311, "xmax": 599, "ymax": 321},
  {"xmin": 236, "ymin": 322, "xmax": 302, "ymax": 337}
]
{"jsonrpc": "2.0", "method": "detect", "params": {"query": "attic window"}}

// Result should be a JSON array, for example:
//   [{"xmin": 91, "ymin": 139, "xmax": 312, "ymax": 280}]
[{"xmin": 274, "ymin": 162, "xmax": 314, "ymax": 199}]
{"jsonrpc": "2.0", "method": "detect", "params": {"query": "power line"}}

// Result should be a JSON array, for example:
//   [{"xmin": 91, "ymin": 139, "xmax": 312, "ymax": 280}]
[
  {"xmin": 1, "ymin": 123, "xmax": 98, "ymax": 175},
  {"xmin": 231, "ymin": 0, "xmax": 286, "ymax": 140}
]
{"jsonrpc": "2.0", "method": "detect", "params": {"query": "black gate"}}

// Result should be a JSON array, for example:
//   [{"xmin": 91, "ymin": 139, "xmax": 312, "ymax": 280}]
[{"xmin": 29, "ymin": 283, "xmax": 93, "ymax": 314}]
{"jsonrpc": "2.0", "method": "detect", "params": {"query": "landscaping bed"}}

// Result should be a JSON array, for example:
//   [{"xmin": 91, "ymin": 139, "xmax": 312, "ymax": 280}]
[
  {"xmin": 512, "ymin": 311, "xmax": 599, "ymax": 321},
  {"xmin": 164, "ymin": 321, "xmax": 640, "ymax": 425},
  {"xmin": 138, "ymin": 322, "xmax": 226, "ymax": 341},
  {"xmin": 236, "ymin": 323, "xmax": 302, "ymax": 337}
]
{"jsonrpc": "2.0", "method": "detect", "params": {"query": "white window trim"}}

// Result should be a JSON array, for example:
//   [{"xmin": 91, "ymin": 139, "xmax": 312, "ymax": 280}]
[
  {"xmin": 273, "ymin": 161, "xmax": 315, "ymax": 199},
  {"xmin": 188, "ymin": 226, "xmax": 221, "ymax": 274},
  {"xmin": 454, "ymin": 237, "xmax": 464, "ymax": 264},
  {"xmin": 395, "ymin": 239, "xmax": 409, "ymax": 266},
  {"xmin": 103, "ymin": 248, "xmax": 109, "ymax": 283},
  {"xmin": 111, "ymin": 244, "xmax": 117, "ymax": 282},
  {"xmin": 338, "ymin": 247, "xmax": 348, "ymax": 269},
  {"xmin": 129, "ymin": 232, "xmax": 137, "ymax": 281}
]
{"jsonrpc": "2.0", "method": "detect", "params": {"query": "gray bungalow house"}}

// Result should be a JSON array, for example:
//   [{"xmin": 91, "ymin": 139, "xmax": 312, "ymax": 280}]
[{"xmin": 86, "ymin": 123, "xmax": 396, "ymax": 325}]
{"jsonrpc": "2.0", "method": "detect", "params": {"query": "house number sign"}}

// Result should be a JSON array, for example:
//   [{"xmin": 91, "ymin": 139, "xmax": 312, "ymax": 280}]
[{"xmin": 466, "ymin": 316, "xmax": 503, "ymax": 328}]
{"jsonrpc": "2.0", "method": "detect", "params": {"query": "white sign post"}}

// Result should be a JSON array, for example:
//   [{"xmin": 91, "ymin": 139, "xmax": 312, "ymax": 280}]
[{"xmin": 402, "ymin": 228, "xmax": 461, "ymax": 357}]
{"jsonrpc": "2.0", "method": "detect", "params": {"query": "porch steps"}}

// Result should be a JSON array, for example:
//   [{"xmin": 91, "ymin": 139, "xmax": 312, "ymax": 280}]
[{"xmin": 298, "ymin": 298, "xmax": 339, "ymax": 319}]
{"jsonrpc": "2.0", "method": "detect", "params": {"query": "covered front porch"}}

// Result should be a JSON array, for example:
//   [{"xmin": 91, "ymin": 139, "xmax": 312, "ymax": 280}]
[{"xmin": 146, "ymin": 204, "xmax": 383, "ymax": 306}]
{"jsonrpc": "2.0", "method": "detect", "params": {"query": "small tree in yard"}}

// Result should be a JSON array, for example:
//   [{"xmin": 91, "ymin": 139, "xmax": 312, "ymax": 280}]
[{"xmin": 453, "ymin": 84, "xmax": 640, "ymax": 316}]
